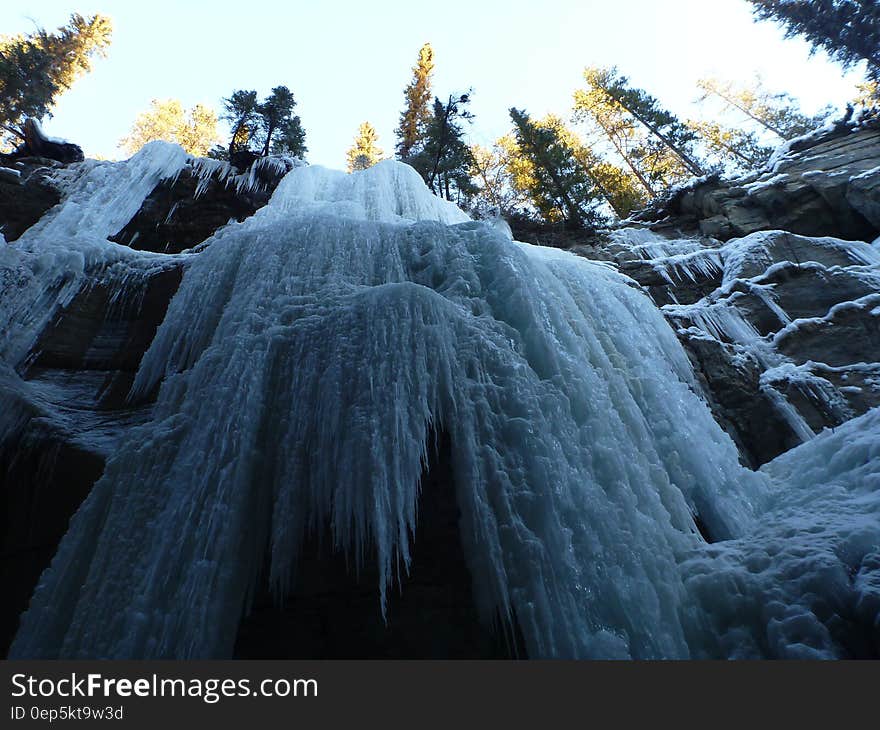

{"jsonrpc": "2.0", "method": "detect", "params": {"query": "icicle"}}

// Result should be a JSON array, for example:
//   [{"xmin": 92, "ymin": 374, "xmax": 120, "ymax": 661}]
[
  {"xmin": 0, "ymin": 142, "xmax": 190, "ymax": 366},
  {"xmin": 8, "ymin": 161, "xmax": 878, "ymax": 661},
  {"xmin": 11, "ymin": 162, "xmax": 768, "ymax": 660}
]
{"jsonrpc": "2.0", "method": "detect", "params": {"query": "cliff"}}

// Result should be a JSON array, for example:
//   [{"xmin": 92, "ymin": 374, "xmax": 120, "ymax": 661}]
[{"xmin": 1, "ymin": 130, "xmax": 878, "ymax": 659}]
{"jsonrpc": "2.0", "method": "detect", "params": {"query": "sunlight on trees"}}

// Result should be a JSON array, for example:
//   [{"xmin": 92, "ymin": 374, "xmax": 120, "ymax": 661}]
[
  {"xmin": 119, "ymin": 99, "xmax": 220, "ymax": 156},
  {"xmin": 0, "ymin": 13, "xmax": 112, "ymax": 148},
  {"xmin": 346, "ymin": 121, "xmax": 384, "ymax": 172}
]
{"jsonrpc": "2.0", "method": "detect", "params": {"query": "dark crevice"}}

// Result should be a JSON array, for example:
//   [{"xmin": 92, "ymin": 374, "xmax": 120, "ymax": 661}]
[{"xmin": 234, "ymin": 431, "xmax": 526, "ymax": 659}]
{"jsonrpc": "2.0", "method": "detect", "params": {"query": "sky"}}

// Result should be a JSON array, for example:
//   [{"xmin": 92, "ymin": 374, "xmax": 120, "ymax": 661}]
[{"xmin": 1, "ymin": 0, "xmax": 868, "ymax": 167}]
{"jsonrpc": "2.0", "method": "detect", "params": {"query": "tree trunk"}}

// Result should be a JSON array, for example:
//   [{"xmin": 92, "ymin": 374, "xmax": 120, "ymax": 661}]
[
  {"xmin": 593, "ymin": 118, "xmax": 655, "ymax": 196},
  {"xmin": 20, "ymin": 119, "xmax": 83, "ymax": 164},
  {"xmin": 621, "ymin": 105, "xmax": 705, "ymax": 176},
  {"xmin": 708, "ymin": 90, "xmax": 787, "ymax": 139}
]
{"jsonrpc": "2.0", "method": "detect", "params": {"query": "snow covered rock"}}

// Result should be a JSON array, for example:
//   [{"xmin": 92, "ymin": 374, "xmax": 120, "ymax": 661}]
[
  {"xmin": 0, "ymin": 160, "xmax": 62, "ymax": 242},
  {"xmin": 634, "ymin": 113, "xmax": 880, "ymax": 243},
  {"xmin": 110, "ymin": 156, "xmax": 299, "ymax": 253},
  {"xmin": 603, "ymin": 226, "xmax": 880, "ymax": 466}
]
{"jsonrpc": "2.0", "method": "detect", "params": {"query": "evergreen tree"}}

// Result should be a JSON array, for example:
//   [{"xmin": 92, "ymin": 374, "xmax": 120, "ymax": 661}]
[
  {"xmin": 270, "ymin": 116, "xmax": 307, "ymax": 157},
  {"xmin": 853, "ymin": 80, "xmax": 880, "ymax": 107},
  {"xmin": 571, "ymin": 145, "xmax": 647, "ymax": 218},
  {"xmin": 748, "ymin": 0, "xmax": 880, "ymax": 83},
  {"xmin": 395, "ymin": 43, "xmax": 434, "ymax": 160},
  {"xmin": 257, "ymin": 86, "xmax": 301, "ymax": 156},
  {"xmin": 573, "ymin": 74, "xmax": 655, "ymax": 196},
  {"xmin": 346, "ymin": 121, "xmax": 384, "ymax": 172},
  {"xmin": 697, "ymin": 77, "xmax": 831, "ymax": 140},
  {"xmin": 582, "ymin": 67, "xmax": 705, "ymax": 177},
  {"xmin": 507, "ymin": 108, "xmax": 603, "ymax": 228},
  {"xmin": 119, "ymin": 99, "xmax": 220, "ymax": 156},
  {"xmin": 221, "ymin": 90, "xmax": 260, "ymax": 158},
  {"xmin": 216, "ymin": 87, "xmax": 306, "ymax": 161},
  {"xmin": 409, "ymin": 94, "xmax": 477, "ymax": 203},
  {"xmin": 573, "ymin": 67, "xmax": 703, "ymax": 195},
  {"xmin": 687, "ymin": 119, "xmax": 772, "ymax": 171},
  {"xmin": 0, "ymin": 13, "xmax": 112, "ymax": 146}
]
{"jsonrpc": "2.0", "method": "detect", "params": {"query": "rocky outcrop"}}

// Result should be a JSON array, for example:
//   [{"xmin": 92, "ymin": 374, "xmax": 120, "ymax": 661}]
[
  {"xmin": 0, "ymin": 159, "xmax": 62, "ymax": 242},
  {"xmin": 607, "ymin": 227, "xmax": 880, "ymax": 467},
  {"xmin": 0, "ymin": 120, "xmax": 84, "ymax": 167},
  {"xmin": 599, "ymin": 115, "xmax": 880, "ymax": 467},
  {"xmin": 109, "ymin": 159, "xmax": 291, "ymax": 254},
  {"xmin": 0, "ymin": 404, "xmax": 105, "ymax": 657},
  {"xmin": 634, "ymin": 112, "xmax": 880, "ymax": 243}
]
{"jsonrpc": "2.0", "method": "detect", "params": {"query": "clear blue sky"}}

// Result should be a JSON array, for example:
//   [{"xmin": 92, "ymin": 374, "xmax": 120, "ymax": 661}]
[{"xmin": 2, "ymin": 0, "xmax": 866, "ymax": 166}]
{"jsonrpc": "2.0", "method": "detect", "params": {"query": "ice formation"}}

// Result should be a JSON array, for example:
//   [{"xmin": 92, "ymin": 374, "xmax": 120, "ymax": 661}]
[
  {"xmin": 1, "ymin": 142, "xmax": 190, "ymax": 366},
  {"xmin": 613, "ymin": 227, "xmax": 880, "ymax": 444},
  {"xmin": 4, "ymin": 153, "xmax": 879, "ymax": 659}
]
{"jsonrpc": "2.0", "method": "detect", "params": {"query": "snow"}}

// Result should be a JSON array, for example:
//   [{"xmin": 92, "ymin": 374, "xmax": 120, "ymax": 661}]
[
  {"xmin": 773, "ymin": 293, "xmax": 880, "ymax": 347},
  {"xmin": 606, "ymin": 227, "xmax": 707, "ymax": 259},
  {"xmin": 765, "ymin": 111, "xmax": 850, "ymax": 172},
  {"xmin": 30, "ymin": 118, "xmax": 71, "ymax": 146},
  {"xmin": 684, "ymin": 407, "xmax": 880, "ymax": 658},
  {"xmin": 742, "ymin": 172, "xmax": 788, "ymax": 193},
  {"xmin": 5, "ymin": 159, "xmax": 879, "ymax": 659},
  {"xmin": 625, "ymin": 226, "xmax": 879, "ymax": 439},
  {"xmin": 720, "ymin": 231, "xmax": 880, "ymax": 286}
]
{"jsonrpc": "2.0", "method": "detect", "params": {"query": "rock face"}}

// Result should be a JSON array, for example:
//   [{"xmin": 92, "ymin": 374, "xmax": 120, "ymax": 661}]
[
  {"xmin": 109, "ymin": 159, "xmax": 291, "ymax": 254},
  {"xmin": 0, "ymin": 264, "xmax": 183, "ymax": 654},
  {"xmin": 635, "ymin": 112, "xmax": 880, "ymax": 244},
  {"xmin": 598, "ymin": 116, "xmax": 880, "ymax": 467},
  {"xmin": 0, "ymin": 159, "xmax": 62, "ymax": 242}
]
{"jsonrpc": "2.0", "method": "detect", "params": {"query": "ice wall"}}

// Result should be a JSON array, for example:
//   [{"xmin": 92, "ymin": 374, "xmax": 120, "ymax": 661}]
[
  {"xmin": 7, "ymin": 160, "xmax": 878, "ymax": 659},
  {"xmin": 0, "ymin": 142, "xmax": 190, "ymax": 366}
]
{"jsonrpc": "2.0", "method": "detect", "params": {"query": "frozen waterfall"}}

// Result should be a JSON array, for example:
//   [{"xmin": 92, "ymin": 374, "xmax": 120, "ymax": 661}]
[{"xmin": 5, "ymin": 150, "xmax": 878, "ymax": 659}]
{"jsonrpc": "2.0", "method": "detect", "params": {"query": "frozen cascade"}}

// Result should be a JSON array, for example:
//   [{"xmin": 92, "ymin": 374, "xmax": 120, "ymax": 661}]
[
  {"xmin": 7, "ymin": 160, "xmax": 879, "ymax": 659},
  {"xmin": 0, "ymin": 141, "xmax": 190, "ymax": 366}
]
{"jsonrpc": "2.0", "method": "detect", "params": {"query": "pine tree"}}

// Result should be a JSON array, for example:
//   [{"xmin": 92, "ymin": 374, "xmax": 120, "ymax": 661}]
[
  {"xmin": 270, "ymin": 115, "xmax": 307, "ymax": 157},
  {"xmin": 748, "ymin": 0, "xmax": 880, "ymax": 83},
  {"xmin": 221, "ymin": 90, "xmax": 260, "ymax": 158},
  {"xmin": 573, "ymin": 67, "xmax": 703, "ymax": 195},
  {"xmin": 686, "ymin": 119, "xmax": 772, "ymax": 171},
  {"xmin": 0, "ymin": 14, "xmax": 112, "ymax": 146},
  {"xmin": 119, "ymin": 99, "xmax": 220, "ymax": 156},
  {"xmin": 216, "ymin": 87, "xmax": 306, "ymax": 162},
  {"xmin": 583, "ymin": 67, "xmax": 705, "ymax": 177},
  {"xmin": 257, "ymin": 86, "xmax": 301, "ymax": 156},
  {"xmin": 697, "ymin": 77, "xmax": 830, "ymax": 140},
  {"xmin": 346, "ymin": 121, "xmax": 384, "ymax": 172},
  {"xmin": 571, "ymin": 146, "xmax": 647, "ymax": 218},
  {"xmin": 409, "ymin": 94, "xmax": 477, "ymax": 203},
  {"xmin": 395, "ymin": 43, "xmax": 434, "ymax": 160},
  {"xmin": 507, "ymin": 108, "xmax": 603, "ymax": 228}
]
